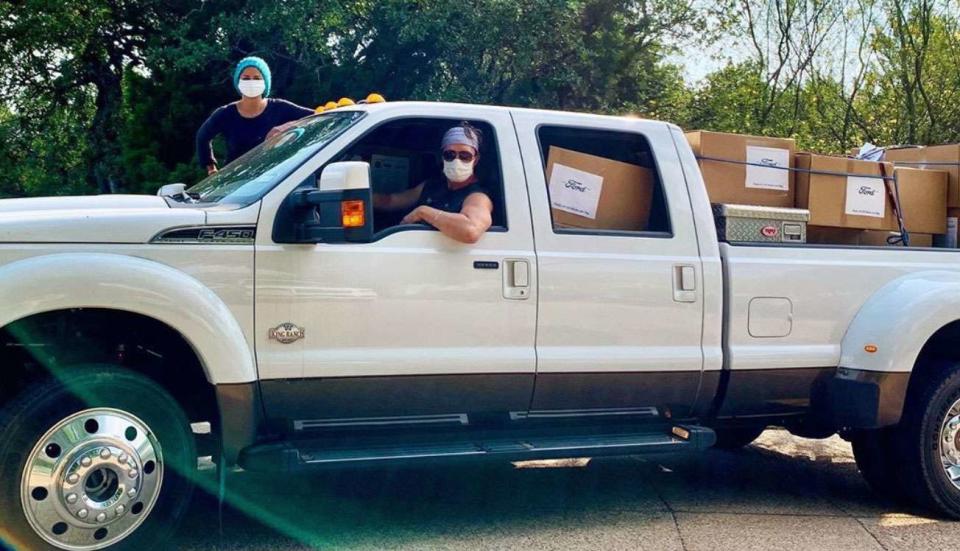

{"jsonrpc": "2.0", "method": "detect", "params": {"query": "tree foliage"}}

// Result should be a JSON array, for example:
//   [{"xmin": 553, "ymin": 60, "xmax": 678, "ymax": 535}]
[{"xmin": 0, "ymin": 0, "xmax": 958, "ymax": 197}]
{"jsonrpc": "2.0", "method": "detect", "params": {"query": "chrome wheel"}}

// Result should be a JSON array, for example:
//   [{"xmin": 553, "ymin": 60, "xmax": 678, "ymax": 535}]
[
  {"xmin": 20, "ymin": 408, "xmax": 164, "ymax": 550},
  {"xmin": 940, "ymin": 399, "xmax": 960, "ymax": 491}
]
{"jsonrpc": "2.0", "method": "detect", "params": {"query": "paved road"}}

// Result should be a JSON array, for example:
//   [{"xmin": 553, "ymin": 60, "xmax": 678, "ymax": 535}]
[{"xmin": 174, "ymin": 429, "xmax": 960, "ymax": 550}]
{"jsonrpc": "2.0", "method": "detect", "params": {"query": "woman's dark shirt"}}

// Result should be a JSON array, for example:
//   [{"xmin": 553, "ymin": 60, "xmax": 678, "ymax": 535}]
[
  {"xmin": 196, "ymin": 99, "xmax": 314, "ymax": 168},
  {"xmin": 415, "ymin": 177, "xmax": 490, "ymax": 214}
]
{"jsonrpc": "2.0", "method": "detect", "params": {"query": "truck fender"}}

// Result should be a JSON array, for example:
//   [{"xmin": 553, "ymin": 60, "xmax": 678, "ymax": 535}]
[
  {"xmin": 836, "ymin": 271, "xmax": 960, "ymax": 428},
  {"xmin": 0, "ymin": 253, "xmax": 256, "ymax": 384}
]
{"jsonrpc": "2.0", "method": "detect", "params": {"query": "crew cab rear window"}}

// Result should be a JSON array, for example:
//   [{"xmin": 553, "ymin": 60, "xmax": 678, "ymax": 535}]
[{"xmin": 537, "ymin": 126, "xmax": 671, "ymax": 236}]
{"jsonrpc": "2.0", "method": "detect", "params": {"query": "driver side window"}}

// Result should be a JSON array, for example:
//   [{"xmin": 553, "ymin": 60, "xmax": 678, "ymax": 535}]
[{"xmin": 328, "ymin": 118, "xmax": 508, "ymax": 237}]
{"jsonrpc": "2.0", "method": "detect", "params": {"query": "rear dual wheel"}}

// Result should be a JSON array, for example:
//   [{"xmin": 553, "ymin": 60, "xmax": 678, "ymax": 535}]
[
  {"xmin": 852, "ymin": 364, "xmax": 960, "ymax": 518},
  {"xmin": 850, "ymin": 427, "xmax": 906, "ymax": 501},
  {"xmin": 0, "ymin": 367, "xmax": 196, "ymax": 550}
]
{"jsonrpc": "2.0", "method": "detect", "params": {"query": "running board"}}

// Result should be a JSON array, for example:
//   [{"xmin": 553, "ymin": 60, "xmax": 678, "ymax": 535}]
[{"xmin": 238, "ymin": 425, "xmax": 716, "ymax": 472}]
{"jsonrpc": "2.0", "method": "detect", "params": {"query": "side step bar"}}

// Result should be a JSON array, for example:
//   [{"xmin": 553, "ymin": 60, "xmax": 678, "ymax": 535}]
[{"xmin": 239, "ymin": 425, "xmax": 716, "ymax": 472}]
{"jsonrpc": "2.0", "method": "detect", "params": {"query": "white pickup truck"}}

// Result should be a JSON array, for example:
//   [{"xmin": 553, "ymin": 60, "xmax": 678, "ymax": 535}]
[{"xmin": 2, "ymin": 101, "xmax": 960, "ymax": 550}]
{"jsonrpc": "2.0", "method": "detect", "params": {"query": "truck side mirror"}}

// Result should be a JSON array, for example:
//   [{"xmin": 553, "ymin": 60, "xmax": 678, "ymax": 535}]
[
  {"xmin": 273, "ymin": 161, "xmax": 375, "ymax": 244},
  {"xmin": 157, "ymin": 183, "xmax": 187, "ymax": 198}
]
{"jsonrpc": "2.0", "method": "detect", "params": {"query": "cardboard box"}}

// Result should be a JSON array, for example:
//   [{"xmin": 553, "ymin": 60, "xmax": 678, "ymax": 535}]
[
  {"xmin": 912, "ymin": 233, "xmax": 934, "ymax": 247},
  {"xmin": 686, "ymin": 131, "xmax": 795, "ymax": 208},
  {"xmin": 884, "ymin": 144, "xmax": 960, "ymax": 207},
  {"xmin": 806, "ymin": 226, "xmax": 864, "ymax": 245},
  {"xmin": 910, "ymin": 233, "xmax": 933, "ymax": 248},
  {"xmin": 894, "ymin": 167, "xmax": 948, "ymax": 234},
  {"xmin": 795, "ymin": 153, "xmax": 898, "ymax": 231},
  {"xmin": 858, "ymin": 231, "xmax": 896, "ymax": 246},
  {"xmin": 545, "ymin": 146, "xmax": 654, "ymax": 231},
  {"xmin": 808, "ymin": 227, "xmax": 934, "ymax": 247}
]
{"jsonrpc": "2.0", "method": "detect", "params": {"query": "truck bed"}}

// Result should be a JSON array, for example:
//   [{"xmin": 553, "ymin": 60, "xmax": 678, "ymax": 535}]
[
  {"xmin": 721, "ymin": 242, "xmax": 960, "ymax": 372},
  {"xmin": 710, "ymin": 242, "xmax": 960, "ymax": 422}
]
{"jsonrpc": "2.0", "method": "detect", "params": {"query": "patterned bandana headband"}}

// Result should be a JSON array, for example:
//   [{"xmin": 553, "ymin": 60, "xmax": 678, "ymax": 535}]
[{"xmin": 441, "ymin": 127, "xmax": 479, "ymax": 151}]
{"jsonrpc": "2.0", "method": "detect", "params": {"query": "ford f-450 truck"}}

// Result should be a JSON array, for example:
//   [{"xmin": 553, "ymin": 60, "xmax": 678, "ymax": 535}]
[{"xmin": 3, "ymin": 101, "xmax": 960, "ymax": 550}]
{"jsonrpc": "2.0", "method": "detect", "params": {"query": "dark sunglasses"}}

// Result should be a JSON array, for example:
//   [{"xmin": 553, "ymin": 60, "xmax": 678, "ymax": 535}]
[{"xmin": 442, "ymin": 150, "xmax": 476, "ymax": 162}]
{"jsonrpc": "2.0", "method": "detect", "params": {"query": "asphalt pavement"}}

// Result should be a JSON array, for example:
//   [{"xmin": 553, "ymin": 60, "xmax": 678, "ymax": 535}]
[{"xmin": 173, "ymin": 429, "xmax": 960, "ymax": 550}]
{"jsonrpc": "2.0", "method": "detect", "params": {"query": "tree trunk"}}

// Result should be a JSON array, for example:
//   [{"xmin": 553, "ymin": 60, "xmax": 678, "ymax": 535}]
[{"xmin": 87, "ymin": 67, "xmax": 124, "ymax": 194}]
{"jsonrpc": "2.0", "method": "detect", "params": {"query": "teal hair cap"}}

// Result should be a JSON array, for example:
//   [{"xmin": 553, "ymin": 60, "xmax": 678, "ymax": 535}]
[{"xmin": 233, "ymin": 56, "xmax": 271, "ymax": 98}]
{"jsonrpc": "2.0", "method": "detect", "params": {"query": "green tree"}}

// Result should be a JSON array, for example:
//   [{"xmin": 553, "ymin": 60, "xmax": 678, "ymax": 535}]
[
  {"xmin": 146, "ymin": 0, "xmax": 704, "ymax": 187},
  {"xmin": 867, "ymin": 1, "xmax": 960, "ymax": 145},
  {"xmin": 0, "ymin": 0, "xmax": 194, "ymax": 193}
]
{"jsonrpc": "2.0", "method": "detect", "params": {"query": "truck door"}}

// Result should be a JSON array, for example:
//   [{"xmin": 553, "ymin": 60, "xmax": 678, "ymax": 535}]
[
  {"xmin": 512, "ymin": 111, "xmax": 705, "ymax": 423},
  {"xmin": 254, "ymin": 107, "xmax": 538, "ymax": 433}
]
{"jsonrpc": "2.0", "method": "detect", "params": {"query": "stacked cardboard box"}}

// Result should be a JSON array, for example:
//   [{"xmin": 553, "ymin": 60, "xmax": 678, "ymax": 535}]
[
  {"xmin": 545, "ymin": 146, "xmax": 654, "ymax": 232},
  {"xmin": 884, "ymin": 145, "xmax": 960, "ymax": 207},
  {"xmin": 885, "ymin": 145, "xmax": 960, "ymax": 248},
  {"xmin": 686, "ymin": 131, "xmax": 796, "ymax": 208},
  {"xmin": 802, "ymin": 165, "xmax": 947, "ymax": 247},
  {"xmin": 894, "ymin": 167, "xmax": 948, "ymax": 235},
  {"xmin": 795, "ymin": 153, "xmax": 898, "ymax": 233},
  {"xmin": 688, "ymin": 130, "xmax": 957, "ymax": 247}
]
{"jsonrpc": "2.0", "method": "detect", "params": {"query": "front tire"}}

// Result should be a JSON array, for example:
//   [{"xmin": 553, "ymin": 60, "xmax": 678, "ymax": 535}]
[{"xmin": 0, "ymin": 367, "xmax": 196, "ymax": 550}]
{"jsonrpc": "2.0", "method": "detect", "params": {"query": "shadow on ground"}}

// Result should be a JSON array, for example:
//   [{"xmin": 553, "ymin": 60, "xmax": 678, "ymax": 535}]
[{"xmin": 174, "ymin": 431, "xmax": 946, "ymax": 550}]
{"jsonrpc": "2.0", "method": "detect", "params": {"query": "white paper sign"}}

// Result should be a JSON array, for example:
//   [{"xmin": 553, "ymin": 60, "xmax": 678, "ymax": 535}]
[
  {"xmin": 745, "ymin": 146, "xmax": 790, "ymax": 190},
  {"xmin": 548, "ymin": 163, "xmax": 604, "ymax": 219},
  {"xmin": 845, "ymin": 176, "xmax": 886, "ymax": 218}
]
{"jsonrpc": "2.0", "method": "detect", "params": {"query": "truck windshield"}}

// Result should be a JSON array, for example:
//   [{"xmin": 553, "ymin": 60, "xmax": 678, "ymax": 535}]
[{"xmin": 186, "ymin": 111, "xmax": 364, "ymax": 207}]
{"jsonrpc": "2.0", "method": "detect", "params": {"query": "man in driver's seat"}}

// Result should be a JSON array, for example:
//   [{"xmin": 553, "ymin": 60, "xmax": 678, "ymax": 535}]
[{"xmin": 372, "ymin": 122, "xmax": 493, "ymax": 244}]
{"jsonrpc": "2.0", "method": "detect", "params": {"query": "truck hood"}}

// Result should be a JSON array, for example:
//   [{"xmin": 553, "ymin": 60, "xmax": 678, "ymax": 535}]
[{"xmin": 0, "ymin": 195, "xmax": 206, "ymax": 243}]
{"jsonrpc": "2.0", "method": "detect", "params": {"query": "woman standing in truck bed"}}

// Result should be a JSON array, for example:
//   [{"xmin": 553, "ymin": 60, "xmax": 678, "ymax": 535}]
[{"xmin": 195, "ymin": 56, "xmax": 315, "ymax": 176}]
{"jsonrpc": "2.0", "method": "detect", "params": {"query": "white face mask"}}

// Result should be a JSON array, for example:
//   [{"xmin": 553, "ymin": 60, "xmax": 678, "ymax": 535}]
[
  {"xmin": 238, "ymin": 79, "xmax": 265, "ymax": 98},
  {"xmin": 443, "ymin": 159, "xmax": 474, "ymax": 183}
]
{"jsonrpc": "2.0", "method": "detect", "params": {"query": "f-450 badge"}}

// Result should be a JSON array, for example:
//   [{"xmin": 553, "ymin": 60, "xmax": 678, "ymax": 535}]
[
  {"xmin": 268, "ymin": 323, "xmax": 305, "ymax": 344},
  {"xmin": 197, "ymin": 228, "xmax": 255, "ymax": 242}
]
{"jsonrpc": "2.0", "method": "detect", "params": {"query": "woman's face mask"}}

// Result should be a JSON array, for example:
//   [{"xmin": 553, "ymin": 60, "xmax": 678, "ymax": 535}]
[{"xmin": 238, "ymin": 79, "xmax": 265, "ymax": 98}]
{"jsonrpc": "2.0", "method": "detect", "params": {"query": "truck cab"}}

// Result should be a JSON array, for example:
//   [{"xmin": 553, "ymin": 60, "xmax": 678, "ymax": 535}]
[{"xmin": 243, "ymin": 102, "xmax": 716, "ymax": 447}]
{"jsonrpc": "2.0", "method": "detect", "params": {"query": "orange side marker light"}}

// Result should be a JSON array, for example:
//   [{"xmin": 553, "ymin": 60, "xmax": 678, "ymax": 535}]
[
  {"xmin": 342, "ymin": 200, "xmax": 365, "ymax": 228},
  {"xmin": 864, "ymin": 344, "xmax": 878, "ymax": 354}
]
